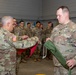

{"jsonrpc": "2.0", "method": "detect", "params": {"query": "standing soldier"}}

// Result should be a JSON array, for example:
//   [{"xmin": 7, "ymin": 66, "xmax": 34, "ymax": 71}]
[
  {"xmin": 12, "ymin": 18, "xmax": 18, "ymax": 33},
  {"xmin": 25, "ymin": 22, "xmax": 33, "ymax": 38},
  {"xmin": 46, "ymin": 6, "xmax": 76, "ymax": 75},
  {"xmin": 14, "ymin": 20, "xmax": 26, "ymax": 36},
  {"xmin": 13, "ymin": 19, "xmax": 28, "ymax": 40},
  {"xmin": 0, "ymin": 16, "xmax": 39, "ymax": 75},
  {"xmin": 25, "ymin": 22, "xmax": 33, "ymax": 57},
  {"xmin": 39, "ymin": 23, "xmax": 46, "ymax": 58},
  {"xmin": 45, "ymin": 22, "xmax": 53, "ymax": 60},
  {"xmin": 32, "ymin": 21, "xmax": 42, "ymax": 61},
  {"xmin": 45, "ymin": 22, "xmax": 53, "ymax": 38},
  {"xmin": 13, "ymin": 19, "xmax": 28, "ymax": 63}
]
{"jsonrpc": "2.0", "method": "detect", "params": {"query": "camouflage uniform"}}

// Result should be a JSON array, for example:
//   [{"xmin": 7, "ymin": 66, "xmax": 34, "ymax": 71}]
[
  {"xmin": 45, "ymin": 27, "xmax": 53, "ymax": 38},
  {"xmin": 32, "ymin": 27, "xmax": 42, "ymax": 60},
  {"xmin": 13, "ymin": 25, "xmax": 27, "ymax": 63},
  {"xmin": 13, "ymin": 26, "xmax": 19, "ymax": 36},
  {"xmin": 25, "ymin": 27, "xmax": 33, "ymax": 37},
  {"xmin": 32, "ymin": 27, "xmax": 42, "ymax": 41},
  {"xmin": 50, "ymin": 20, "xmax": 76, "ymax": 75},
  {"xmin": 13, "ymin": 26, "xmax": 26, "ymax": 36},
  {"xmin": 0, "ymin": 28, "xmax": 38, "ymax": 75},
  {"xmin": 45, "ymin": 27, "xmax": 53, "ymax": 59},
  {"xmin": 25, "ymin": 27, "xmax": 33, "ymax": 57}
]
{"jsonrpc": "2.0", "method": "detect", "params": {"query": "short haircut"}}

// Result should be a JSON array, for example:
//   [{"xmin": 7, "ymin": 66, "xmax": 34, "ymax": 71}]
[
  {"xmin": 1, "ymin": 16, "xmax": 13, "ymax": 25},
  {"xmin": 27, "ymin": 22, "xmax": 30, "ymax": 25},
  {"xmin": 57, "ymin": 6, "xmax": 69, "ymax": 13},
  {"xmin": 19, "ymin": 19, "xmax": 24, "ymax": 23},
  {"xmin": 13, "ymin": 18, "xmax": 16, "ymax": 20},
  {"xmin": 36, "ymin": 21, "xmax": 41, "ymax": 24},
  {"xmin": 48, "ymin": 21, "xmax": 53, "ymax": 28},
  {"xmin": 48, "ymin": 21, "xmax": 52, "ymax": 24}
]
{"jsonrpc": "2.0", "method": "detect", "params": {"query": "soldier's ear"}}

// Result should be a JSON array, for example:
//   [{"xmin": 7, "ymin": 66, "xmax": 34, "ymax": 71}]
[{"xmin": 7, "ymin": 22, "xmax": 10, "ymax": 27}]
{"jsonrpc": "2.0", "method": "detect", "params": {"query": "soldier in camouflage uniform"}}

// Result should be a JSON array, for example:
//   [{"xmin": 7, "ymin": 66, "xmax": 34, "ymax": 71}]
[
  {"xmin": 25, "ymin": 22, "xmax": 33, "ymax": 57},
  {"xmin": 45, "ymin": 22, "xmax": 53, "ymax": 38},
  {"xmin": 0, "ymin": 16, "xmax": 39, "ymax": 75},
  {"xmin": 32, "ymin": 21, "xmax": 42, "ymax": 61},
  {"xmin": 25, "ymin": 22, "xmax": 33, "ymax": 38},
  {"xmin": 12, "ymin": 18, "xmax": 18, "ymax": 33},
  {"xmin": 14, "ymin": 20, "xmax": 26, "ymax": 36},
  {"xmin": 13, "ymin": 20, "xmax": 29, "ymax": 63},
  {"xmin": 32, "ymin": 21, "xmax": 42, "ymax": 41},
  {"xmin": 46, "ymin": 6, "xmax": 76, "ymax": 75},
  {"xmin": 39, "ymin": 23, "xmax": 46, "ymax": 57},
  {"xmin": 45, "ymin": 22, "xmax": 53, "ymax": 60},
  {"xmin": 12, "ymin": 18, "xmax": 29, "ymax": 72}
]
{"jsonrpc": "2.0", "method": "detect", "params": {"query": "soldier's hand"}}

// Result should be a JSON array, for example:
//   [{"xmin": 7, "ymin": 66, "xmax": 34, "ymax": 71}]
[
  {"xmin": 66, "ymin": 59, "xmax": 76, "ymax": 69},
  {"xmin": 12, "ymin": 36, "xmax": 17, "ymax": 42},
  {"xmin": 38, "ymin": 40, "xmax": 41, "ymax": 44},
  {"xmin": 21, "ymin": 35, "xmax": 29, "ymax": 39},
  {"xmin": 46, "ymin": 38, "xmax": 51, "ymax": 41}
]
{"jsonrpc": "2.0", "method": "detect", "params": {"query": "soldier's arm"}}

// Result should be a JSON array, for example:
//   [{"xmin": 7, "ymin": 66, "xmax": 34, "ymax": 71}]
[
  {"xmin": 0, "ymin": 32, "xmax": 38, "ymax": 50},
  {"xmin": 66, "ymin": 24, "xmax": 76, "ymax": 69},
  {"xmin": 13, "ymin": 36, "xmax": 39, "ymax": 49},
  {"xmin": 12, "ymin": 33, "xmax": 29, "ymax": 41}
]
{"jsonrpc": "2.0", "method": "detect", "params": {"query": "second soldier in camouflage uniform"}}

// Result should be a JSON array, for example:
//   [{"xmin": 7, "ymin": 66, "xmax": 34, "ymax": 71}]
[
  {"xmin": 32, "ymin": 21, "xmax": 42, "ymax": 61},
  {"xmin": 47, "ymin": 6, "xmax": 76, "ymax": 75},
  {"xmin": 25, "ymin": 22, "xmax": 33, "ymax": 57},
  {"xmin": 0, "ymin": 16, "xmax": 39, "ymax": 75},
  {"xmin": 45, "ymin": 22, "xmax": 53, "ymax": 60},
  {"xmin": 13, "ymin": 20, "xmax": 28, "ymax": 63}
]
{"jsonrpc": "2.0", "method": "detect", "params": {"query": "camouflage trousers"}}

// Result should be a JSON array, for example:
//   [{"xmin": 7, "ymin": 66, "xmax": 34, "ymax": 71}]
[
  {"xmin": 0, "ymin": 71, "xmax": 16, "ymax": 75},
  {"xmin": 54, "ymin": 66, "xmax": 76, "ymax": 75},
  {"xmin": 32, "ymin": 44, "xmax": 42, "ymax": 58}
]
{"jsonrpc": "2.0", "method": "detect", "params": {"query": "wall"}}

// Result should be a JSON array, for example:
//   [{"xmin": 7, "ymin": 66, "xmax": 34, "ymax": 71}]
[
  {"xmin": 0, "ymin": 0, "xmax": 42, "ymax": 20},
  {"xmin": 0, "ymin": 0, "xmax": 76, "ymax": 23},
  {"xmin": 42, "ymin": 0, "xmax": 76, "ymax": 20}
]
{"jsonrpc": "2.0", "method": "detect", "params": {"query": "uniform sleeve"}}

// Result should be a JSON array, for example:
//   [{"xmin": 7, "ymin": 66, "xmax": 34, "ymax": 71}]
[
  {"xmin": 69, "ymin": 24, "xmax": 76, "ymax": 46},
  {"xmin": 13, "ymin": 36, "xmax": 39, "ymax": 49},
  {"xmin": 73, "ymin": 56, "xmax": 76, "ymax": 64},
  {"xmin": 50, "ymin": 26, "xmax": 59, "ymax": 42}
]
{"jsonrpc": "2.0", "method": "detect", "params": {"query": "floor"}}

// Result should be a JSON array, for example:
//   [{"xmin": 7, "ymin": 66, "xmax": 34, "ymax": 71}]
[{"xmin": 18, "ymin": 58, "xmax": 54, "ymax": 75}]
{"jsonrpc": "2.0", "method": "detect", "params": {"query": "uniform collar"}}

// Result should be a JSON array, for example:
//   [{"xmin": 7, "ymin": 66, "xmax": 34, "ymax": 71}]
[{"xmin": 0, "ymin": 27, "xmax": 10, "ymax": 33}]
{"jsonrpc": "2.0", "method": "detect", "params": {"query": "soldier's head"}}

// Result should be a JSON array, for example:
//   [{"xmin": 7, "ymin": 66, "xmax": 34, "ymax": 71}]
[
  {"xmin": 36, "ymin": 21, "xmax": 41, "ymax": 28},
  {"xmin": 19, "ymin": 20, "xmax": 24, "ymax": 27},
  {"xmin": 40, "ymin": 23, "xmax": 43, "ymax": 29},
  {"xmin": 27, "ymin": 22, "xmax": 31, "ymax": 28},
  {"xmin": 1, "ymin": 16, "xmax": 15, "ymax": 32},
  {"xmin": 56, "ymin": 6, "xmax": 70, "ymax": 24},
  {"xmin": 13, "ymin": 18, "xmax": 17, "ymax": 27},
  {"xmin": 48, "ymin": 21, "xmax": 53, "ymax": 28}
]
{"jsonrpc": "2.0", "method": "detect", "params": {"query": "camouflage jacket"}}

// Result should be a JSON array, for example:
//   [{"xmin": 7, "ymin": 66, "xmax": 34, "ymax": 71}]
[
  {"xmin": 45, "ymin": 27, "xmax": 53, "ymax": 38},
  {"xmin": 13, "ymin": 26, "xmax": 26, "ymax": 36},
  {"xmin": 25, "ymin": 27, "xmax": 33, "ymax": 37},
  {"xmin": 32, "ymin": 27, "xmax": 43, "ymax": 41},
  {"xmin": 0, "ymin": 28, "xmax": 38, "ymax": 72},
  {"xmin": 50, "ymin": 20, "xmax": 76, "ymax": 66}
]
